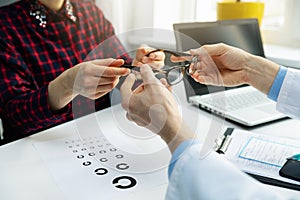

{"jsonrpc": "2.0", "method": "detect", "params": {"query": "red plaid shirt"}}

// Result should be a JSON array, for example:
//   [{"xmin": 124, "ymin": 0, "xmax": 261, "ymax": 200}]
[{"xmin": 0, "ymin": 0, "xmax": 131, "ymax": 141}]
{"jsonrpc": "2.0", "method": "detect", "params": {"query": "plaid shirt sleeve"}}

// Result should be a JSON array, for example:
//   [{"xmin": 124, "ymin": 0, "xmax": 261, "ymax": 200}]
[{"xmin": 0, "ymin": 39, "xmax": 72, "ymax": 140}]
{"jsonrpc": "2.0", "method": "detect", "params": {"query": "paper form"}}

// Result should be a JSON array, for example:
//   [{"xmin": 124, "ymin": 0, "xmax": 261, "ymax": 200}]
[
  {"xmin": 223, "ymin": 129, "xmax": 300, "ymax": 186},
  {"xmin": 239, "ymin": 137, "xmax": 300, "ymax": 167}
]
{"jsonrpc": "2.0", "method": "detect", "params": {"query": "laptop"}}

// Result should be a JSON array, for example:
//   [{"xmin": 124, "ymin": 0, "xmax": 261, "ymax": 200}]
[{"xmin": 173, "ymin": 18, "xmax": 286, "ymax": 126}]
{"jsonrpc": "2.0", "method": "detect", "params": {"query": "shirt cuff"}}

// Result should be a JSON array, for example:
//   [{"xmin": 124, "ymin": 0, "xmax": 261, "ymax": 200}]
[
  {"xmin": 168, "ymin": 139, "xmax": 199, "ymax": 178},
  {"xmin": 267, "ymin": 66, "xmax": 287, "ymax": 101}
]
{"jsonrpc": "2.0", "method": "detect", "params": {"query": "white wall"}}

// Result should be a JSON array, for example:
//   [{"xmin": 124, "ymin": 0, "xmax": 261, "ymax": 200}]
[
  {"xmin": 95, "ymin": 0, "xmax": 201, "ymax": 50},
  {"xmin": 96, "ymin": 0, "xmax": 155, "ymax": 34},
  {"xmin": 96, "ymin": 0, "xmax": 199, "ymax": 33},
  {"xmin": 262, "ymin": 0, "xmax": 300, "ymax": 47}
]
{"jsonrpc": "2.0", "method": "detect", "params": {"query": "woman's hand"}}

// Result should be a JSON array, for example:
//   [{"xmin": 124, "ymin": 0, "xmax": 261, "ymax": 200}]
[
  {"xmin": 133, "ymin": 45, "xmax": 165, "ymax": 69},
  {"xmin": 48, "ymin": 58, "xmax": 130, "ymax": 111}
]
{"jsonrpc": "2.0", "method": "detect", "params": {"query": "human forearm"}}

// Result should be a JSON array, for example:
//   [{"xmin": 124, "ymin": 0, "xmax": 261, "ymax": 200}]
[
  {"xmin": 48, "ymin": 69, "xmax": 76, "ymax": 111},
  {"xmin": 244, "ymin": 54, "xmax": 280, "ymax": 94},
  {"xmin": 163, "ymin": 122, "xmax": 195, "ymax": 154}
]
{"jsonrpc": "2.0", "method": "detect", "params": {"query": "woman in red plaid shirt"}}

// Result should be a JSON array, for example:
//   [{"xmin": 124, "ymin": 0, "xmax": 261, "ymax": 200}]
[{"xmin": 0, "ymin": 0, "xmax": 162, "ymax": 142}]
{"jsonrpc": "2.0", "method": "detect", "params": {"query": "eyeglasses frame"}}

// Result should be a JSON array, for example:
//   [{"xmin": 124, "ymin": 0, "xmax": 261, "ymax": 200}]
[{"xmin": 122, "ymin": 49, "xmax": 198, "ymax": 85}]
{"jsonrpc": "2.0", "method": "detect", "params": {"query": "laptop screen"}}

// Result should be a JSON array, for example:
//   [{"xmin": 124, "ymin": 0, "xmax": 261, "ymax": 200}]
[{"xmin": 173, "ymin": 18, "xmax": 265, "ymax": 99}]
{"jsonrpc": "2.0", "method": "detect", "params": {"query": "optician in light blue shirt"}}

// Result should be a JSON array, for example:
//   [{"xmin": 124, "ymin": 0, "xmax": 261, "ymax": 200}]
[{"xmin": 120, "ymin": 43, "xmax": 299, "ymax": 200}]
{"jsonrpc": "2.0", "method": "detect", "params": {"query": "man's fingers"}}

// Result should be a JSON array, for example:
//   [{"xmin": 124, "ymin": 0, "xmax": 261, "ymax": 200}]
[
  {"xmin": 170, "ymin": 55, "xmax": 192, "ymax": 63},
  {"xmin": 144, "ymin": 51, "xmax": 165, "ymax": 62},
  {"xmin": 120, "ymin": 74, "xmax": 135, "ymax": 110},
  {"xmin": 190, "ymin": 43, "xmax": 227, "ymax": 57},
  {"xmin": 121, "ymin": 74, "xmax": 135, "ymax": 95},
  {"xmin": 160, "ymin": 78, "xmax": 172, "ymax": 92},
  {"xmin": 135, "ymin": 44, "xmax": 153, "ymax": 60},
  {"xmin": 136, "ymin": 46, "xmax": 147, "ymax": 57},
  {"xmin": 140, "ymin": 64, "xmax": 160, "ymax": 85}
]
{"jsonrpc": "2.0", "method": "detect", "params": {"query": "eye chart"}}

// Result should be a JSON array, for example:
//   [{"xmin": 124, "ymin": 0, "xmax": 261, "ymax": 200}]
[
  {"xmin": 33, "ymin": 104, "xmax": 176, "ymax": 200},
  {"xmin": 34, "ymin": 132, "xmax": 169, "ymax": 200}
]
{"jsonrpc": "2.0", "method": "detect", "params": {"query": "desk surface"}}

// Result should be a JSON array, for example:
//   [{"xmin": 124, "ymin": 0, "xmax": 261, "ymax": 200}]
[{"xmin": 1, "ymin": 82, "xmax": 300, "ymax": 200}]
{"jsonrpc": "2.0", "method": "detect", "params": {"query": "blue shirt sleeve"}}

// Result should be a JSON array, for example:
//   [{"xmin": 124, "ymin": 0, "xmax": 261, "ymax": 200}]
[
  {"xmin": 267, "ymin": 66, "xmax": 287, "ymax": 101},
  {"xmin": 168, "ymin": 139, "xmax": 199, "ymax": 178}
]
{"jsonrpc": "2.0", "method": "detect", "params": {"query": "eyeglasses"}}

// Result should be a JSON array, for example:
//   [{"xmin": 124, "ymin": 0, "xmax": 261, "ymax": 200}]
[{"xmin": 122, "ymin": 49, "xmax": 198, "ymax": 86}]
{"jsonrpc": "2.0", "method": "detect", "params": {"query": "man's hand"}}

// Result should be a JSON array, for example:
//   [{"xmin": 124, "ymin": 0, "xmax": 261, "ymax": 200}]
[
  {"xmin": 120, "ymin": 65, "xmax": 195, "ymax": 153},
  {"xmin": 189, "ymin": 43, "xmax": 280, "ymax": 94}
]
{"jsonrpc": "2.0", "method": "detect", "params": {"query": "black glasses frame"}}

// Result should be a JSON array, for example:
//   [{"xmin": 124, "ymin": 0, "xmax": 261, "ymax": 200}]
[{"xmin": 122, "ymin": 49, "xmax": 197, "ymax": 85}]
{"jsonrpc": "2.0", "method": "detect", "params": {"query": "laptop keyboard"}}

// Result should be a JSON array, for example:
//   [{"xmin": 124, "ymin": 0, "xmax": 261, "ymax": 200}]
[{"xmin": 201, "ymin": 90, "xmax": 270, "ymax": 112}]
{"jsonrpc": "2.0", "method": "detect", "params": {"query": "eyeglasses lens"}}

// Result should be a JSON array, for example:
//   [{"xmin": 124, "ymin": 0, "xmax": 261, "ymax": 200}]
[{"xmin": 166, "ymin": 67, "xmax": 183, "ymax": 85}]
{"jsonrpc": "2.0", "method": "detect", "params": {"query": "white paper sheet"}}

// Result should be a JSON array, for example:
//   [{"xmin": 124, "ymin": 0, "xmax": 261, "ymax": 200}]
[{"xmin": 33, "ymin": 132, "xmax": 168, "ymax": 200}]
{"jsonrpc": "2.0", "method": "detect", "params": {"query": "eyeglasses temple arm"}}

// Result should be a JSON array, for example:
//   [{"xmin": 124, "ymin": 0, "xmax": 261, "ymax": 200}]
[{"xmin": 145, "ymin": 49, "xmax": 192, "ymax": 57}]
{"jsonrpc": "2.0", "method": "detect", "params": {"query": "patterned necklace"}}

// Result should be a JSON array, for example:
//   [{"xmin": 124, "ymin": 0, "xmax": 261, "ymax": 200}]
[{"xmin": 29, "ymin": 0, "xmax": 77, "ymax": 28}]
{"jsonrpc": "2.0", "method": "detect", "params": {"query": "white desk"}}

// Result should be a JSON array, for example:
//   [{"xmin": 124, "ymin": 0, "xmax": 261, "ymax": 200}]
[{"xmin": 1, "ymin": 82, "xmax": 300, "ymax": 200}]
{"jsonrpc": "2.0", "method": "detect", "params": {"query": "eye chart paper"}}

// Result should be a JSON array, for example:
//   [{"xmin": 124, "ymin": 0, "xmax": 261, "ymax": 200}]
[
  {"xmin": 33, "ymin": 104, "xmax": 174, "ymax": 200},
  {"xmin": 34, "ymin": 132, "xmax": 169, "ymax": 200}
]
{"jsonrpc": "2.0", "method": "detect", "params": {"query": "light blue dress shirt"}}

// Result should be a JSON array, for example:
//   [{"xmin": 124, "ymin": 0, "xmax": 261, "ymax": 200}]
[
  {"xmin": 168, "ymin": 139, "xmax": 199, "ymax": 178},
  {"xmin": 267, "ymin": 66, "xmax": 287, "ymax": 101}
]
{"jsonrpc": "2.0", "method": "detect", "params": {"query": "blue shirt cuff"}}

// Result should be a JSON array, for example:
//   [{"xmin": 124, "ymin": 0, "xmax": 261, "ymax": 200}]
[
  {"xmin": 168, "ymin": 139, "xmax": 199, "ymax": 178},
  {"xmin": 268, "ymin": 66, "xmax": 287, "ymax": 101}
]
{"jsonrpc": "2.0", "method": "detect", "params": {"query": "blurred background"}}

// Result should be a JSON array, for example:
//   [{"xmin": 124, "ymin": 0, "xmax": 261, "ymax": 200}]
[
  {"xmin": 1, "ymin": 0, "xmax": 299, "ymax": 48},
  {"xmin": 95, "ymin": 0, "xmax": 300, "ymax": 47}
]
